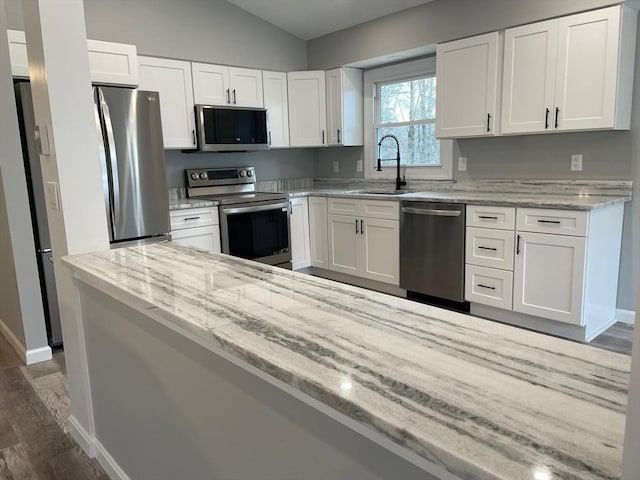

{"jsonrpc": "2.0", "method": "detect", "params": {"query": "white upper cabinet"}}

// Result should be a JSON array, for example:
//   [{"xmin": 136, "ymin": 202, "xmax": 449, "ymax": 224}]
[
  {"xmin": 288, "ymin": 71, "xmax": 327, "ymax": 147},
  {"xmin": 501, "ymin": 20, "xmax": 558, "ymax": 134},
  {"xmin": 8, "ymin": 30, "xmax": 139, "ymax": 86},
  {"xmin": 436, "ymin": 32, "xmax": 501, "ymax": 138},
  {"xmin": 326, "ymin": 67, "xmax": 364, "ymax": 146},
  {"xmin": 262, "ymin": 71, "xmax": 290, "ymax": 148},
  {"xmin": 502, "ymin": 5, "xmax": 636, "ymax": 134},
  {"xmin": 192, "ymin": 63, "xmax": 263, "ymax": 107},
  {"xmin": 138, "ymin": 56, "xmax": 196, "ymax": 149}
]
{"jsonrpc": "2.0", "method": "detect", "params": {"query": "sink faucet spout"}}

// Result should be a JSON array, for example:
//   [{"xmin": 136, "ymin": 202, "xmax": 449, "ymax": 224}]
[{"xmin": 377, "ymin": 134, "xmax": 407, "ymax": 191}]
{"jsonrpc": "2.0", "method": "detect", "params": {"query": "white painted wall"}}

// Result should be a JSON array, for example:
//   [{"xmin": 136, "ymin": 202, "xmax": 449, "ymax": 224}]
[{"xmin": 0, "ymin": 0, "xmax": 49, "ymax": 361}]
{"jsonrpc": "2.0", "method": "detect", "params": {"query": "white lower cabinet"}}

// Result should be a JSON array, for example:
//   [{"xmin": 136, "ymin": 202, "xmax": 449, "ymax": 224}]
[
  {"xmin": 465, "ymin": 265, "xmax": 513, "ymax": 310},
  {"xmin": 327, "ymin": 199, "xmax": 399, "ymax": 285},
  {"xmin": 512, "ymin": 231, "xmax": 585, "ymax": 325},
  {"xmin": 170, "ymin": 207, "xmax": 221, "ymax": 253},
  {"xmin": 290, "ymin": 197, "xmax": 311, "ymax": 270},
  {"xmin": 308, "ymin": 197, "xmax": 329, "ymax": 269},
  {"xmin": 171, "ymin": 225, "xmax": 221, "ymax": 252}
]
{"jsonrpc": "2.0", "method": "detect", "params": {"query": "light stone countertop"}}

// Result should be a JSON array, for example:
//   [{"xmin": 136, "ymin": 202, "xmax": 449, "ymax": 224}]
[
  {"xmin": 168, "ymin": 197, "xmax": 218, "ymax": 211},
  {"xmin": 282, "ymin": 188, "xmax": 630, "ymax": 210},
  {"xmin": 62, "ymin": 243, "xmax": 630, "ymax": 480}
]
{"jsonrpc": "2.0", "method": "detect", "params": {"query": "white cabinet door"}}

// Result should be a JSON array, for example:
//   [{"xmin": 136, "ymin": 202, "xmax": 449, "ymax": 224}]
[
  {"xmin": 361, "ymin": 218, "xmax": 399, "ymax": 285},
  {"xmin": 513, "ymin": 231, "xmax": 586, "ymax": 325},
  {"xmin": 287, "ymin": 71, "xmax": 327, "ymax": 147},
  {"xmin": 290, "ymin": 197, "xmax": 311, "ymax": 270},
  {"xmin": 554, "ymin": 6, "xmax": 622, "ymax": 131},
  {"xmin": 263, "ymin": 71, "xmax": 290, "ymax": 148},
  {"xmin": 87, "ymin": 40, "xmax": 139, "ymax": 87},
  {"xmin": 309, "ymin": 197, "xmax": 329, "ymax": 269},
  {"xmin": 171, "ymin": 225, "xmax": 221, "ymax": 253},
  {"xmin": 436, "ymin": 32, "xmax": 501, "ymax": 138},
  {"xmin": 191, "ymin": 62, "xmax": 229, "ymax": 106},
  {"xmin": 138, "ymin": 56, "xmax": 196, "ymax": 149},
  {"xmin": 501, "ymin": 20, "xmax": 558, "ymax": 134},
  {"xmin": 229, "ymin": 67, "xmax": 263, "ymax": 107},
  {"xmin": 327, "ymin": 214, "xmax": 359, "ymax": 276},
  {"xmin": 325, "ymin": 67, "xmax": 364, "ymax": 147}
]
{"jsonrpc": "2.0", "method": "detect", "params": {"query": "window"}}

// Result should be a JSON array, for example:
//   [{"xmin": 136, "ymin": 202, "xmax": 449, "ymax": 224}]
[
  {"xmin": 376, "ymin": 76, "xmax": 439, "ymax": 166},
  {"xmin": 363, "ymin": 57, "xmax": 452, "ymax": 180}
]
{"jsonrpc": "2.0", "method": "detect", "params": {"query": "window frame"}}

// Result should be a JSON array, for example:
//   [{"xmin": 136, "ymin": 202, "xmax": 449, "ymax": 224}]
[{"xmin": 363, "ymin": 57, "xmax": 453, "ymax": 180}]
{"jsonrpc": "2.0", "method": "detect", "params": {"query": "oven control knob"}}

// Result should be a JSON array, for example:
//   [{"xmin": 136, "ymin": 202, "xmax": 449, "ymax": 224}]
[
  {"xmin": 247, "ymin": 170, "xmax": 253, "ymax": 177},
  {"xmin": 239, "ymin": 170, "xmax": 246, "ymax": 177},
  {"xmin": 190, "ymin": 173, "xmax": 199, "ymax": 180},
  {"xmin": 199, "ymin": 172, "xmax": 208, "ymax": 180}
]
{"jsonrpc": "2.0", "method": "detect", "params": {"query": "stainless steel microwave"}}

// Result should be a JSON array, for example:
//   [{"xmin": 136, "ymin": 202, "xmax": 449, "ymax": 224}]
[{"xmin": 194, "ymin": 105, "xmax": 269, "ymax": 152}]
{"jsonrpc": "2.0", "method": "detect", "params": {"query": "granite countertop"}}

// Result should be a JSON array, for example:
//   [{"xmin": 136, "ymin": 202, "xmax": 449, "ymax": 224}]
[
  {"xmin": 62, "ymin": 243, "xmax": 629, "ymax": 480},
  {"xmin": 282, "ymin": 188, "xmax": 630, "ymax": 210},
  {"xmin": 168, "ymin": 197, "xmax": 218, "ymax": 211}
]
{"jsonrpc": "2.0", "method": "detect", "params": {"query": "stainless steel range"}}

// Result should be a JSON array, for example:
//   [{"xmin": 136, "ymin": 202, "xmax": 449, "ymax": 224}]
[{"xmin": 187, "ymin": 167, "xmax": 291, "ymax": 269}]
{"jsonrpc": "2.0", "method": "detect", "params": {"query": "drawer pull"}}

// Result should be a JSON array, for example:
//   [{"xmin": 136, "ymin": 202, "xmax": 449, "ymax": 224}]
[
  {"xmin": 537, "ymin": 219, "xmax": 561, "ymax": 224},
  {"xmin": 184, "ymin": 216, "xmax": 201, "ymax": 221},
  {"xmin": 477, "ymin": 284, "xmax": 496, "ymax": 290},
  {"xmin": 478, "ymin": 215, "xmax": 498, "ymax": 220},
  {"xmin": 478, "ymin": 246, "xmax": 497, "ymax": 251}
]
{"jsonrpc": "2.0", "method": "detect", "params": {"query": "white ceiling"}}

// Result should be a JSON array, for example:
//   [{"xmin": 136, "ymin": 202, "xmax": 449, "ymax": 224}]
[{"xmin": 226, "ymin": 0, "xmax": 434, "ymax": 40}]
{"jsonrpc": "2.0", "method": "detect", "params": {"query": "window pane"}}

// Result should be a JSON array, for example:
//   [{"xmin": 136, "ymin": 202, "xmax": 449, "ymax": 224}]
[
  {"xmin": 379, "ymin": 77, "xmax": 436, "ymax": 124},
  {"xmin": 377, "ymin": 124, "xmax": 440, "ymax": 166}
]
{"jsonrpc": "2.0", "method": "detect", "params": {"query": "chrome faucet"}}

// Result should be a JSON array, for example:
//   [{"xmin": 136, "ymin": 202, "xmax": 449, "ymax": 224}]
[{"xmin": 377, "ymin": 134, "xmax": 407, "ymax": 191}]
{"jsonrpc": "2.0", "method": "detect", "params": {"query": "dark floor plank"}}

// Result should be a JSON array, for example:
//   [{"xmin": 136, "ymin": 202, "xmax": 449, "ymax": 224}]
[
  {"xmin": 0, "ymin": 444, "xmax": 40, "ymax": 480},
  {"xmin": 0, "ymin": 334, "xmax": 21, "ymax": 372},
  {"xmin": 591, "ymin": 322, "xmax": 634, "ymax": 355}
]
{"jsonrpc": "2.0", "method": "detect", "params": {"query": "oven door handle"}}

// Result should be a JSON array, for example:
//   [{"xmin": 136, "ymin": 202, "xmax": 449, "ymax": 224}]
[{"xmin": 221, "ymin": 202, "xmax": 290, "ymax": 215}]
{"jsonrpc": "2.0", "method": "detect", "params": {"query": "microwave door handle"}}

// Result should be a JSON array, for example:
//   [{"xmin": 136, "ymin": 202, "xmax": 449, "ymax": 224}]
[{"xmin": 98, "ymin": 89, "xmax": 121, "ymax": 229}]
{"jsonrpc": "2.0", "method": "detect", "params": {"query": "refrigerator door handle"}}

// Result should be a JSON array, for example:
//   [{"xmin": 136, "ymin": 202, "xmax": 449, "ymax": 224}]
[{"xmin": 98, "ymin": 88, "xmax": 121, "ymax": 231}]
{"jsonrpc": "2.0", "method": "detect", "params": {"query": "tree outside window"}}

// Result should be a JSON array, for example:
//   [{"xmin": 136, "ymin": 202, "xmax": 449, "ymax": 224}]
[{"xmin": 376, "ymin": 76, "xmax": 440, "ymax": 166}]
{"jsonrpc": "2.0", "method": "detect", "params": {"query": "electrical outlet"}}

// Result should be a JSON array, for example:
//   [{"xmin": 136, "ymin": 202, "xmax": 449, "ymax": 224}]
[
  {"xmin": 458, "ymin": 156, "xmax": 467, "ymax": 172},
  {"xmin": 333, "ymin": 160, "xmax": 339, "ymax": 173},
  {"xmin": 356, "ymin": 160, "xmax": 363, "ymax": 172},
  {"xmin": 571, "ymin": 154, "xmax": 583, "ymax": 172}
]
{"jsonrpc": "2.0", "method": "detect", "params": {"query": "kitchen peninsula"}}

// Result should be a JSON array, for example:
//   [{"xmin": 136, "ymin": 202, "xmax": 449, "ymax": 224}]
[{"xmin": 62, "ymin": 243, "xmax": 629, "ymax": 480}]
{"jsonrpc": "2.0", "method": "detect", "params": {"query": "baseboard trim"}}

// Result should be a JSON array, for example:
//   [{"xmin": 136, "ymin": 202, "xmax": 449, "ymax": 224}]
[
  {"xmin": 68, "ymin": 415, "xmax": 96, "ymax": 458},
  {"xmin": 615, "ymin": 309, "xmax": 636, "ymax": 325},
  {"xmin": 0, "ymin": 316, "xmax": 26, "ymax": 362},
  {"xmin": 25, "ymin": 346, "xmax": 52, "ymax": 365},
  {"xmin": 95, "ymin": 439, "xmax": 132, "ymax": 480}
]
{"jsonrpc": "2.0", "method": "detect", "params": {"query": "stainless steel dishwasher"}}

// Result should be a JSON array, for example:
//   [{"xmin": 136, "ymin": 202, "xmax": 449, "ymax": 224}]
[{"xmin": 400, "ymin": 201, "xmax": 466, "ymax": 303}]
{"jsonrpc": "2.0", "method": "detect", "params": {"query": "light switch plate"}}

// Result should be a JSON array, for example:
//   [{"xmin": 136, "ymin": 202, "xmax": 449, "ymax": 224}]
[
  {"xmin": 356, "ymin": 160, "xmax": 363, "ymax": 172},
  {"xmin": 46, "ymin": 182, "xmax": 60, "ymax": 211},
  {"xmin": 333, "ymin": 160, "xmax": 339, "ymax": 173},
  {"xmin": 458, "ymin": 156, "xmax": 467, "ymax": 172},
  {"xmin": 571, "ymin": 154, "xmax": 583, "ymax": 171}
]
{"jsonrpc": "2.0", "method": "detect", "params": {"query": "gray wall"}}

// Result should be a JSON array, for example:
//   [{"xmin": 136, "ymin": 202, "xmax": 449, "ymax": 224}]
[
  {"xmin": 165, "ymin": 149, "xmax": 315, "ymax": 188},
  {"xmin": 0, "ymin": 4, "xmax": 48, "ymax": 352}
]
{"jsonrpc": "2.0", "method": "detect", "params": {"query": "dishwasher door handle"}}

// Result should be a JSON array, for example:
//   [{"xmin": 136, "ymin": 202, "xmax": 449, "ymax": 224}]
[{"xmin": 402, "ymin": 207, "xmax": 462, "ymax": 217}]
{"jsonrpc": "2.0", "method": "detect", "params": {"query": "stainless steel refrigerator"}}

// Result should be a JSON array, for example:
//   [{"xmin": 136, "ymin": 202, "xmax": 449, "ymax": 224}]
[{"xmin": 15, "ymin": 83, "xmax": 170, "ymax": 347}]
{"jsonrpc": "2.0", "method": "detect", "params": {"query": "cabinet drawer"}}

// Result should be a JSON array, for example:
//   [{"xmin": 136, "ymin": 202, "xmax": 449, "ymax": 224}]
[
  {"xmin": 328, "ymin": 197, "xmax": 361, "ymax": 216},
  {"xmin": 170, "ymin": 207, "xmax": 219, "ymax": 230},
  {"xmin": 516, "ymin": 208, "xmax": 588, "ymax": 237},
  {"xmin": 466, "ymin": 205, "xmax": 515, "ymax": 230},
  {"xmin": 466, "ymin": 227, "xmax": 515, "ymax": 270},
  {"xmin": 328, "ymin": 197, "xmax": 399, "ymax": 220},
  {"xmin": 361, "ymin": 200, "xmax": 399, "ymax": 220},
  {"xmin": 465, "ymin": 265, "xmax": 513, "ymax": 310}
]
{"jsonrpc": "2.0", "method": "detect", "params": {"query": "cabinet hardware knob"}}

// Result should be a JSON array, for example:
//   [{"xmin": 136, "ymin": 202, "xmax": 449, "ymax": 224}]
[
  {"xmin": 184, "ymin": 216, "xmax": 201, "ymax": 221},
  {"xmin": 477, "ymin": 284, "xmax": 496, "ymax": 290},
  {"xmin": 516, "ymin": 234, "xmax": 521, "ymax": 255},
  {"xmin": 537, "ymin": 219, "xmax": 561, "ymax": 224},
  {"xmin": 322, "ymin": 130, "xmax": 325, "ymax": 144},
  {"xmin": 192, "ymin": 129, "xmax": 196, "ymax": 145},
  {"xmin": 232, "ymin": 89, "xmax": 237, "ymax": 104},
  {"xmin": 555, "ymin": 107, "xmax": 560, "ymax": 128},
  {"xmin": 486, "ymin": 113, "xmax": 492, "ymax": 132},
  {"xmin": 478, "ymin": 246, "xmax": 497, "ymax": 251},
  {"xmin": 360, "ymin": 219, "xmax": 364, "ymax": 234},
  {"xmin": 478, "ymin": 215, "xmax": 498, "ymax": 220},
  {"xmin": 355, "ymin": 218, "xmax": 359, "ymax": 234},
  {"xmin": 337, "ymin": 129, "xmax": 341, "ymax": 144},
  {"xmin": 226, "ymin": 89, "xmax": 231, "ymax": 104}
]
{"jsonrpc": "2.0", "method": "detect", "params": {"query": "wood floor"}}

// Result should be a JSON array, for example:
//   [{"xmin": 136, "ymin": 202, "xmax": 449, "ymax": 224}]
[
  {"xmin": 0, "ymin": 322, "xmax": 634, "ymax": 480},
  {"xmin": 0, "ymin": 333, "xmax": 107, "ymax": 480}
]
